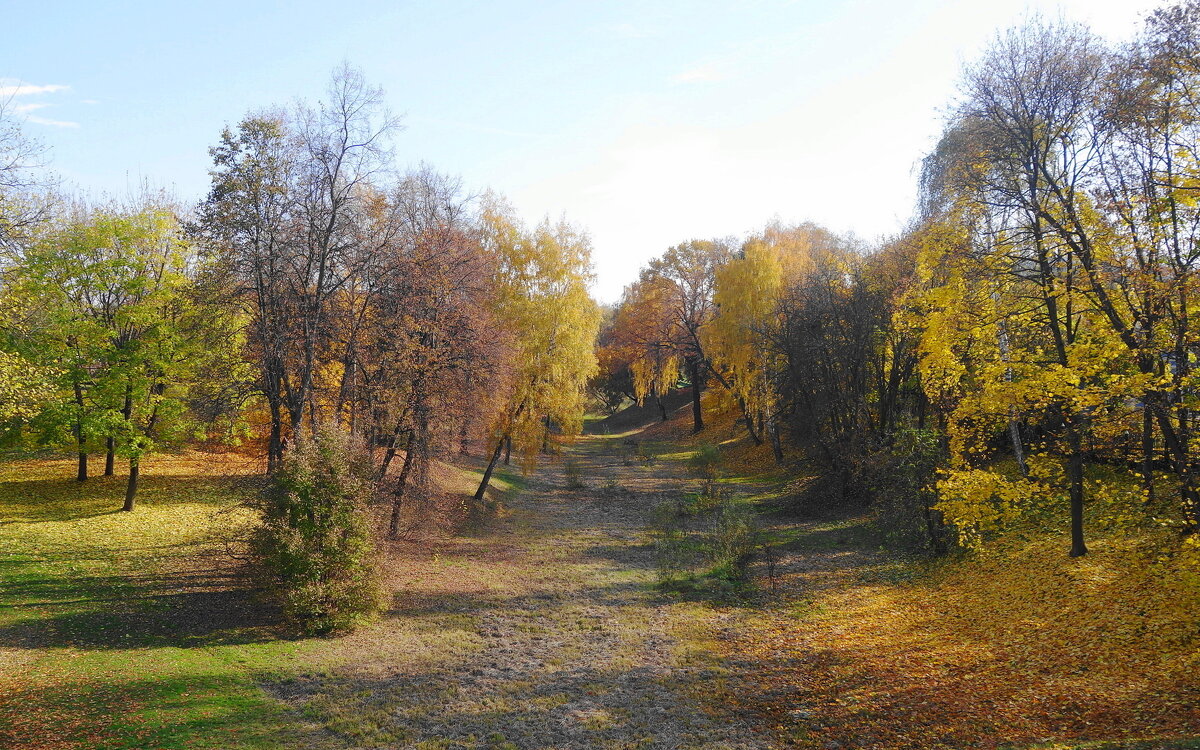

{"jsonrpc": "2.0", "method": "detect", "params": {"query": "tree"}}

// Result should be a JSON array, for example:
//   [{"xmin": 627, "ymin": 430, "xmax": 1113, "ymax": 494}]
[
  {"xmin": 370, "ymin": 170, "xmax": 502, "ymax": 537},
  {"xmin": 0, "ymin": 97, "xmax": 51, "ymax": 252},
  {"xmin": 6, "ymin": 197, "xmax": 206, "ymax": 509},
  {"xmin": 472, "ymin": 199, "xmax": 600, "ymax": 501},
  {"xmin": 610, "ymin": 239, "xmax": 731, "ymax": 433},
  {"xmin": 198, "ymin": 64, "xmax": 400, "ymax": 471}
]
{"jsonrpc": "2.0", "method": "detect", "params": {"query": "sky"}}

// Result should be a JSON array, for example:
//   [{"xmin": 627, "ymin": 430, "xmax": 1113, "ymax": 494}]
[{"xmin": 1, "ymin": 0, "xmax": 1166, "ymax": 302}]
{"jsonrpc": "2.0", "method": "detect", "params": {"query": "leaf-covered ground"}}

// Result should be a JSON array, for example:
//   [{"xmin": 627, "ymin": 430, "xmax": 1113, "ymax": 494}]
[
  {"xmin": 0, "ymin": 436, "xmax": 767, "ymax": 749},
  {"xmin": 2, "ymin": 413, "xmax": 1199, "ymax": 749},
  {"xmin": 677, "ymin": 433, "xmax": 1200, "ymax": 749}
]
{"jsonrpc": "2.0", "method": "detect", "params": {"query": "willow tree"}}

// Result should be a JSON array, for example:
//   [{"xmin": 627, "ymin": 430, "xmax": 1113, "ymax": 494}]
[
  {"xmin": 705, "ymin": 224, "xmax": 845, "ymax": 456},
  {"xmin": 473, "ymin": 201, "xmax": 600, "ymax": 500},
  {"xmin": 706, "ymin": 236, "xmax": 783, "ymax": 451}
]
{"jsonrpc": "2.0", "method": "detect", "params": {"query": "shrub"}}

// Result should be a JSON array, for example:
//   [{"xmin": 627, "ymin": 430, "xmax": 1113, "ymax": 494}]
[
  {"xmin": 866, "ymin": 428, "xmax": 950, "ymax": 555},
  {"xmin": 654, "ymin": 528, "xmax": 692, "ymax": 584},
  {"xmin": 688, "ymin": 442, "xmax": 722, "ymax": 479},
  {"xmin": 651, "ymin": 490, "xmax": 757, "ymax": 592},
  {"xmin": 254, "ymin": 426, "xmax": 382, "ymax": 634},
  {"xmin": 693, "ymin": 480, "xmax": 731, "ymax": 513},
  {"xmin": 705, "ymin": 502, "xmax": 756, "ymax": 575},
  {"xmin": 563, "ymin": 460, "xmax": 586, "ymax": 490}
]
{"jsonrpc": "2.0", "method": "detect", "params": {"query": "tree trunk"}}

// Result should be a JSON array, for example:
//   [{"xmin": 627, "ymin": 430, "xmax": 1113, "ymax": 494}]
[
  {"xmin": 387, "ymin": 443, "xmax": 417, "ymax": 538},
  {"xmin": 1067, "ymin": 425, "xmax": 1087, "ymax": 557},
  {"xmin": 1009, "ymin": 416, "xmax": 1028, "ymax": 478},
  {"xmin": 768, "ymin": 411, "xmax": 784, "ymax": 464},
  {"xmin": 688, "ymin": 359, "xmax": 704, "ymax": 433},
  {"xmin": 74, "ymin": 380, "xmax": 87, "ymax": 482},
  {"xmin": 1142, "ymin": 407, "xmax": 1156, "ymax": 507},
  {"xmin": 655, "ymin": 394, "xmax": 667, "ymax": 422},
  {"xmin": 541, "ymin": 415, "xmax": 551, "ymax": 454},
  {"xmin": 503, "ymin": 435, "xmax": 512, "ymax": 465},
  {"xmin": 267, "ymin": 397, "xmax": 284, "ymax": 474},
  {"xmin": 739, "ymin": 397, "xmax": 762, "ymax": 446},
  {"xmin": 378, "ymin": 423, "xmax": 408, "ymax": 479},
  {"xmin": 474, "ymin": 435, "xmax": 507, "ymax": 502},
  {"xmin": 107, "ymin": 382, "xmax": 134, "ymax": 477},
  {"xmin": 123, "ymin": 459, "xmax": 139, "ymax": 512}
]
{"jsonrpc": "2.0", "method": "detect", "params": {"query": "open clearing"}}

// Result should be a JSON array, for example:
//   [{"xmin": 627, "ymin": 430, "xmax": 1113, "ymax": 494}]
[
  {"xmin": 0, "ymin": 423, "xmax": 768, "ymax": 750},
  {"xmin": 2, "ymin": 411, "xmax": 1199, "ymax": 750}
]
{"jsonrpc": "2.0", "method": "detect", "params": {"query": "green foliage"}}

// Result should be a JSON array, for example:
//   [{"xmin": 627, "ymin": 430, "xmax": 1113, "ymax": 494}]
[
  {"xmin": 650, "ymin": 484, "xmax": 757, "ymax": 595},
  {"xmin": 0, "ymin": 198, "xmax": 245, "ymax": 487},
  {"xmin": 0, "ymin": 349, "xmax": 55, "ymax": 425},
  {"xmin": 865, "ymin": 429, "xmax": 950, "ymax": 555},
  {"xmin": 254, "ymin": 427, "xmax": 382, "ymax": 634},
  {"xmin": 687, "ymin": 442, "xmax": 722, "ymax": 480}
]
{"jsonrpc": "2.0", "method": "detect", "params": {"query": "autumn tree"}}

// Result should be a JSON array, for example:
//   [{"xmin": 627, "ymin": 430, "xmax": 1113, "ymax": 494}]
[
  {"xmin": 609, "ymin": 239, "xmax": 730, "ymax": 433},
  {"xmin": 198, "ymin": 65, "xmax": 399, "ymax": 471},
  {"xmin": 473, "ymin": 198, "xmax": 600, "ymax": 501},
  {"xmin": 1091, "ymin": 1, "xmax": 1200, "ymax": 526},
  {"xmin": 370, "ymin": 170, "xmax": 503, "ymax": 537}
]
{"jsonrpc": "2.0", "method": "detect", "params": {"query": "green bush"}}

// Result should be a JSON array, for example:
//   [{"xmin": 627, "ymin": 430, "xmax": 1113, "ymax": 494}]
[
  {"xmin": 651, "ymin": 491, "xmax": 757, "ymax": 592},
  {"xmin": 688, "ymin": 442, "xmax": 722, "ymax": 479},
  {"xmin": 254, "ymin": 426, "xmax": 382, "ymax": 634},
  {"xmin": 867, "ymin": 428, "xmax": 950, "ymax": 555}
]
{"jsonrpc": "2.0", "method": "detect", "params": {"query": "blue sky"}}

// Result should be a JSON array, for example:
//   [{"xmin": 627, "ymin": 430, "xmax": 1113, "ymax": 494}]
[{"xmin": 3, "ymin": 0, "xmax": 1161, "ymax": 301}]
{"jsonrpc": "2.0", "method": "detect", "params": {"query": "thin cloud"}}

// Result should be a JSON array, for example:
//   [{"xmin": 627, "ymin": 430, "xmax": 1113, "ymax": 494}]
[
  {"xmin": 26, "ymin": 114, "xmax": 79, "ymax": 128},
  {"xmin": 0, "ymin": 79, "xmax": 78, "ymax": 127},
  {"xmin": 0, "ymin": 81, "xmax": 69, "ymax": 97}
]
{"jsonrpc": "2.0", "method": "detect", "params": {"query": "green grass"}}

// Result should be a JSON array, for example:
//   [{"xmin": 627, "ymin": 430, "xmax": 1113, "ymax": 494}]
[
  {"xmin": 0, "ymin": 453, "xmax": 498, "ymax": 749},
  {"xmin": 0, "ymin": 454, "xmax": 336, "ymax": 748}
]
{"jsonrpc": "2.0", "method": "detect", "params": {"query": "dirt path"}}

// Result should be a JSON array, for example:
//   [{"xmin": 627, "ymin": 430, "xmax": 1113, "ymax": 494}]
[{"xmin": 270, "ymin": 430, "xmax": 772, "ymax": 750}]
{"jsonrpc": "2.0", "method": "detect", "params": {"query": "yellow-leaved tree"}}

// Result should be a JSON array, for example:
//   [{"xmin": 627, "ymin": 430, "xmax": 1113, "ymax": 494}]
[{"xmin": 473, "ymin": 197, "xmax": 601, "ymax": 499}]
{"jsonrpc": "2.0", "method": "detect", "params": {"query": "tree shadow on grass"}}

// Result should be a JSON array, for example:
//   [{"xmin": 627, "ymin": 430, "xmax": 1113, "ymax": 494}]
[
  {"xmin": 0, "ymin": 557, "xmax": 283, "ymax": 650},
  {"xmin": 0, "ymin": 672, "xmax": 338, "ymax": 750}
]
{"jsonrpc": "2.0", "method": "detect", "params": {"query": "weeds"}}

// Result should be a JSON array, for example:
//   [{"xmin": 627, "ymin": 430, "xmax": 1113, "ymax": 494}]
[
  {"xmin": 564, "ymin": 460, "xmax": 587, "ymax": 490},
  {"xmin": 688, "ymin": 443, "xmax": 722, "ymax": 480},
  {"xmin": 649, "ymin": 482, "xmax": 757, "ymax": 597}
]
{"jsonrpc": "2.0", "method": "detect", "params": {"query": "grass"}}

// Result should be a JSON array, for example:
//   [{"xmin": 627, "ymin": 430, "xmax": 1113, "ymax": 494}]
[
  {"xmin": 671, "ymin": 423, "xmax": 1200, "ymax": 749},
  {"xmin": 8, "ymin": 401, "xmax": 1199, "ymax": 750},
  {"xmin": 0, "ymin": 451, "xmax": 499, "ymax": 750},
  {"xmin": 0, "ymin": 453, "xmax": 324, "ymax": 749}
]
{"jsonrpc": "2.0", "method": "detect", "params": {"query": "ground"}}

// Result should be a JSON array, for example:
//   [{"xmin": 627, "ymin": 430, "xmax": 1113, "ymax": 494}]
[
  {"xmin": 1, "ymin": 408, "xmax": 1198, "ymax": 749},
  {"xmin": 0, "ymin": 425, "xmax": 768, "ymax": 750}
]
